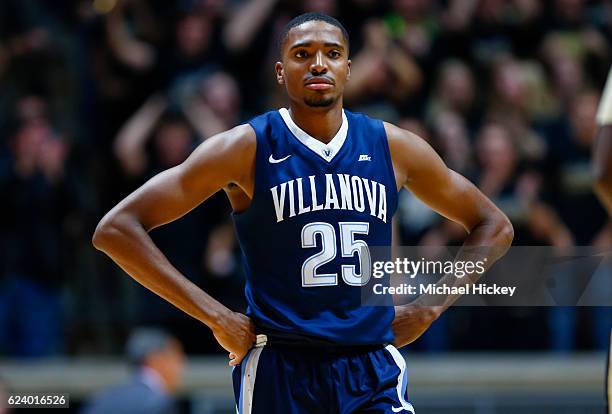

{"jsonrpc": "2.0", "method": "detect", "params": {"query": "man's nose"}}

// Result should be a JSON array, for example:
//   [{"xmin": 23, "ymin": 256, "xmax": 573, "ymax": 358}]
[{"xmin": 310, "ymin": 51, "xmax": 327, "ymax": 74}]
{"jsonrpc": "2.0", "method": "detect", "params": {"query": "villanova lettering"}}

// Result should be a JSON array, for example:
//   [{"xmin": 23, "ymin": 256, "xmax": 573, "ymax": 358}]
[{"xmin": 270, "ymin": 174, "xmax": 388, "ymax": 223}]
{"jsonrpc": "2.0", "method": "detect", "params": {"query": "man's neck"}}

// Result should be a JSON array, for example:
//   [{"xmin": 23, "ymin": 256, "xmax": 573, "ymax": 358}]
[{"xmin": 287, "ymin": 102, "xmax": 343, "ymax": 144}]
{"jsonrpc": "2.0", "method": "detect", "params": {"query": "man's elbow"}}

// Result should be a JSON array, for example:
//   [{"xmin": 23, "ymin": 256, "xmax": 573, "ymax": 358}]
[
  {"xmin": 594, "ymin": 173, "xmax": 612, "ymax": 197},
  {"xmin": 92, "ymin": 214, "xmax": 120, "ymax": 252},
  {"xmin": 593, "ymin": 126, "xmax": 612, "ymax": 193},
  {"xmin": 496, "ymin": 213, "xmax": 514, "ymax": 247}
]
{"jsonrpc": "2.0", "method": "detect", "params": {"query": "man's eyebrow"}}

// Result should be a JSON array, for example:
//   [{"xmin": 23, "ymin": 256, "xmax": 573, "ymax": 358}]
[
  {"xmin": 324, "ymin": 42, "xmax": 344, "ymax": 50},
  {"xmin": 288, "ymin": 42, "xmax": 345, "ymax": 51},
  {"xmin": 289, "ymin": 42, "xmax": 311, "ymax": 50}
]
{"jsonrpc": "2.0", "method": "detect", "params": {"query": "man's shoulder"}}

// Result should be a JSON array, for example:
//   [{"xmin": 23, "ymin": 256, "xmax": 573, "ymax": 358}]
[
  {"xmin": 209, "ymin": 123, "xmax": 256, "ymax": 154},
  {"xmin": 226, "ymin": 123, "xmax": 256, "ymax": 140},
  {"xmin": 381, "ymin": 121, "xmax": 432, "ymax": 174},
  {"xmin": 382, "ymin": 121, "xmax": 421, "ymax": 147}
]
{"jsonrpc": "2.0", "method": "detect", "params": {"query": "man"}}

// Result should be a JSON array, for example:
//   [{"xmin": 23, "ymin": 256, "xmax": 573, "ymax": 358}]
[
  {"xmin": 594, "ymin": 68, "xmax": 612, "ymax": 214},
  {"xmin": 591, "ymin": 66, "xmax": 612, "ymax": 414},
  {"xmin": 82, "ymin": 328, "xmax": 185, "ymax": 414},
  {"xmin": 93, "ymin": 13, "xmax": 513, "ymax": 413}
]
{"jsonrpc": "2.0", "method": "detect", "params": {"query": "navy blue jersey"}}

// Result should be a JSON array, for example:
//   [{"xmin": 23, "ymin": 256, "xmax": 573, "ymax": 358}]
[{"xmin": 232, "ymin": 108, "xmax": 397, "ymax": 345}]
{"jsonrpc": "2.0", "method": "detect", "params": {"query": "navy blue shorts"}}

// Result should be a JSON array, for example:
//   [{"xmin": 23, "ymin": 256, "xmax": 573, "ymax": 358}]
[{"xmin": 232, "ymin": 338, "xmax": 415, "ymax": 414}]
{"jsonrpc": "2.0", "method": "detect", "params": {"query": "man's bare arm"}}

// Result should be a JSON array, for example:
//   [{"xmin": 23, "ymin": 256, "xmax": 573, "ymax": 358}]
[
  {"xmin": 594, "ymin": 126, "xmax": 612, "ymax": 213},
  {"xmin": 593, "ymin": 68, "xmax": 612, "ymax": 212},
  {"xmin": 92, "ymin": 124, "xmax": 257, "ymax": 365},
  {"xmin": 385, "ymin": 122, "xmax": 514, "ymax": 347}
]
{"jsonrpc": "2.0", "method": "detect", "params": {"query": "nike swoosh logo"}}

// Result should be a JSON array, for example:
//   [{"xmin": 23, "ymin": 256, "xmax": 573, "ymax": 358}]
[{"xmin": 268, "ymin": 154, "xmax": 291, "ymax": 163}]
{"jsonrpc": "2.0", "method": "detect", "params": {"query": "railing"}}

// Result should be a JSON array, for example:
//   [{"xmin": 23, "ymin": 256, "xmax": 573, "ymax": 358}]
[{"xmin": 1, "ymin": 352, "xmax": 606, "ymax": 413}]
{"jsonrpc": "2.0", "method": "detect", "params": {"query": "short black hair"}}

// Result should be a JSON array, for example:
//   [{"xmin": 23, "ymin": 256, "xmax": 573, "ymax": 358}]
[
  {"xmin": 126, "ymin": 327, "xmax": 173, "ymax": 367},
  {"xmin": 279, "ymin": 12, "xmax": 349, "ymax": 55}
]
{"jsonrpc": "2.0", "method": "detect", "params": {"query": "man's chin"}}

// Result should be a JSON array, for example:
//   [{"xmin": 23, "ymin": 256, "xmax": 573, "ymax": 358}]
[{"xmin": 304, "ymin": 97, "xmax": 336, "ymax": 108}]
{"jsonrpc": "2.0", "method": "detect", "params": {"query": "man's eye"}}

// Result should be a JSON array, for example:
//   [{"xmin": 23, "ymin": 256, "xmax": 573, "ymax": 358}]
[
  {"xmin": 296, "ymin": 50, "xmax": 308, "ymax": 58},
  {"xmin": 329, "ymin": 51, "xmax": 341, "ymax": 58}
]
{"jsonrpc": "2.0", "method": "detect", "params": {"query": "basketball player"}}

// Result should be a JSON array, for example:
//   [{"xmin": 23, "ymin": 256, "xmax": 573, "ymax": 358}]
[
  {"xmin": 594, "ymin": 68, "xmax": 612, "ymax": 214},
  {"xmin": 591, "ymin": 66, "xmax": 612, "ymax": 414},
  {"xmin": 93, "ymin": 13, "xmax": 513, "ymax": 413}
]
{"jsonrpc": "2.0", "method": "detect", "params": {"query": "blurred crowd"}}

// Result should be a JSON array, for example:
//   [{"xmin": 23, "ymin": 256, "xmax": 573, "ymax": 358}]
[{"xmin": 0, "ymin": 0, "xmax": 611, "ymax": 357}]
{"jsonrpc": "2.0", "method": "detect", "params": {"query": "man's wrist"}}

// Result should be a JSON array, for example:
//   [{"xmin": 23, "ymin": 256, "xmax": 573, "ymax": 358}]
[
  {"xmin": 395, "ymin": 302, "xmax": 443, "ymax": 322},
  {"xmin": 205, "ymin": 306, "xmax": 234, "ymax": 332}
]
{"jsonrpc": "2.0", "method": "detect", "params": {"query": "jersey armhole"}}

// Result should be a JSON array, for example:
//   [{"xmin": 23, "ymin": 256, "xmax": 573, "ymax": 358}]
[
  {"xmin": 378, "ymin": 120, "xmax": 399, "ymax": 214},
  {"xmin": 231, "ymin": 121, "xmax": 264, "ymax": 218}
]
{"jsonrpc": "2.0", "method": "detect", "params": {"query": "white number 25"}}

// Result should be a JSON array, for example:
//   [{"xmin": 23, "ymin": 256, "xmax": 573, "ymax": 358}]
[{"xmin": 300, "ymin": 222, "xmax": 371, "ymax": 287}]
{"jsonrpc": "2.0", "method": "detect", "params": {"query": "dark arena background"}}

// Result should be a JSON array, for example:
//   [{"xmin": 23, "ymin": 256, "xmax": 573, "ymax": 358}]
[{"xmin": 0, "ymin": 0, "xmax": 611, "ymax": 413}]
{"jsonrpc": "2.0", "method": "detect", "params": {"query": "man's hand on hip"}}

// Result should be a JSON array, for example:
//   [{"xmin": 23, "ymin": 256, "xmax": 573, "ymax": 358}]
[
  {"xmin": 213, "ymin": 311, "xmax": 257, "ymax": 366},
  {"xmin": 392, "ymin": 303, "xmax": 442, "ymax": 348}
]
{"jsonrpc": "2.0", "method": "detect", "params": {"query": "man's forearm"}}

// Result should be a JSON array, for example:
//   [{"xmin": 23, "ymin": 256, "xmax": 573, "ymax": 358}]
[
  {"xmin": 392, "ymin": 211, "xmax": 512, "ymax": 347},
  {"xmin": 593, "ymin": 68, "xmax": 612, "ymax": 213},
  {"xmin": 400, "ymin": 211, "xmax": 513, "ymax": 317},
  {"xmin": 92, "ymin": 211, "xmax": 231, "ymax": 330},
  {"xmin": 594, "ymin": 125, "xmax": 612, "ymax": 215},
  {"xmin": 416, "ymin": 211, "xmax": 513, "ymax": 313}
]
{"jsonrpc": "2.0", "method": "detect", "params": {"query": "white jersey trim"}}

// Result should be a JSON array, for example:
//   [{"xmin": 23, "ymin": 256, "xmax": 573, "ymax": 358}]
[
  {"xmin": 278, "ymin": 107, "xmax": 348, "ymax": 162},
  {"xmin": 239, "ymin": 347, "xmax": 264, "ymax": 414},
  {"xmin": 385, "ymin": 345, "xmax": 416, "ymax": 414}
]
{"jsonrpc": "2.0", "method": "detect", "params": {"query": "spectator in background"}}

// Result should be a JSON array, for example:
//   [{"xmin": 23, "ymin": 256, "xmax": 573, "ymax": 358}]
[
  {"xmin": 0, "ymin": 109, "xmax": 89, "ymax": 357},
  {"xmin": 0, "ymin": 14, "xmax": 79, "ymax": 142},
  {"xmin": 82, "ymin": 328, "xmax": 185, "ymax": 414},
  {"xmin": 385, "ymin": 0, "xmax": 439, "ymax": 62},
  {"xmin": 432, "ymin": 111, "xmax": 474, "ymax": 176},
  {"xmin": 549, "ymin": 0, "xmax": 587, "ymax": 30},
  {"xmin": 104, "ymin": 0, "xmax": 160, "ymax": 74},
  {"xmin": 546, "ymin": 91, "xmax": 607, "ymax": 244},
  {"xmin": 417, "ymin": 122, "xmax": 517, "ymax": 249},
  {"xmin": 509, "ymin": 0, "xmax": 546, "ymax": 58},
  {"xmin": 112, "ymin": 89, "xmax": 242, "ymax": 340},
  {"xmin": 476, "ymin": 122, "xmax": 523, "ymax": 207},
  {"xmin": 434, "ymin": 0, "xmax": 478, "ymax": 61},
  {"xmin": 182, "ymin": 71, "xmax": 243, "ymax": 139},
  {"xmin": 104, "ymin": 0, "xmax": 228, "ymax": 84},
  {"xmin": 487, "ymin": 56, "xmax": 548, "ymax": 162},
  {"xmin": 113, "ymin": 94, "xmax": 199, "ymax": 180},
  {"xmin": 161, "ymin": 5, "xmax": 227, "ymax": 82},
  {"xmin": 98, "ymin": 0, "xmax": 228, "ymax": 148},
  {"xmin": 543, "ymin": 90, "xmax": 610, "ymax": 352},
  {"xmin": 474, "ymin": 121, "xmax": 561, "ymax": 244},
  {"xmin": 541, "ymin": 35, "xmax": 587, "ymax": 110},
  {"xmin": 222, "ymin": 0, "xmax": 285, "ymax": 113},
  {"xmin": 426, "ymin": 59, "xmax": 480, "ymax": 132},
  {"xmin": 469, "ymin": 0, "xmax": 513, "ymax": 64},
  {"xmin": 344, "ymin": 18, "xmax": 422, "ymax": 119},
  {"xmin": 0, "ymin": 0, "xmax": 609, "ymax": 355}
]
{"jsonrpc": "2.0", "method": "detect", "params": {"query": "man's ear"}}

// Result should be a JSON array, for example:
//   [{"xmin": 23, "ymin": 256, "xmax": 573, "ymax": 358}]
[
  {"xmin": 346, "ymin": 59, "xmax": 351, "ymax": 81},
  {"xmin": 275, "ymin": 62, "xmax": 284, "ymax": 85}
]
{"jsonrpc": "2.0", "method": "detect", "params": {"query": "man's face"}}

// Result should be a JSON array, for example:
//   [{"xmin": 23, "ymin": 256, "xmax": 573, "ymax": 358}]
[
  {"xmin": 276, "ymin": 21, "xmax": 350, "ymax": 109},
  {"xmin": 149, "ymin": 339, "xmax": 185, "ymax": 393}
]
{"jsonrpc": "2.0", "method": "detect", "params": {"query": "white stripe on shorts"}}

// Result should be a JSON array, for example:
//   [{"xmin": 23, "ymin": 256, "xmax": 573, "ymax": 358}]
[
  {"xmin": 240, "ymin": 347, "xmax": 263, "ymax": 414},
  {"xmin": 385, "ymin": 345, "xmax": 416, "ymax": 413}
]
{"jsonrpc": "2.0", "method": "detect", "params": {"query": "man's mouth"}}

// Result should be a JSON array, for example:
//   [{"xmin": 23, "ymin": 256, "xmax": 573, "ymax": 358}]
[{"xmin": 305, "ymin": 77, "xmax": 334, "ymax": 91}]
